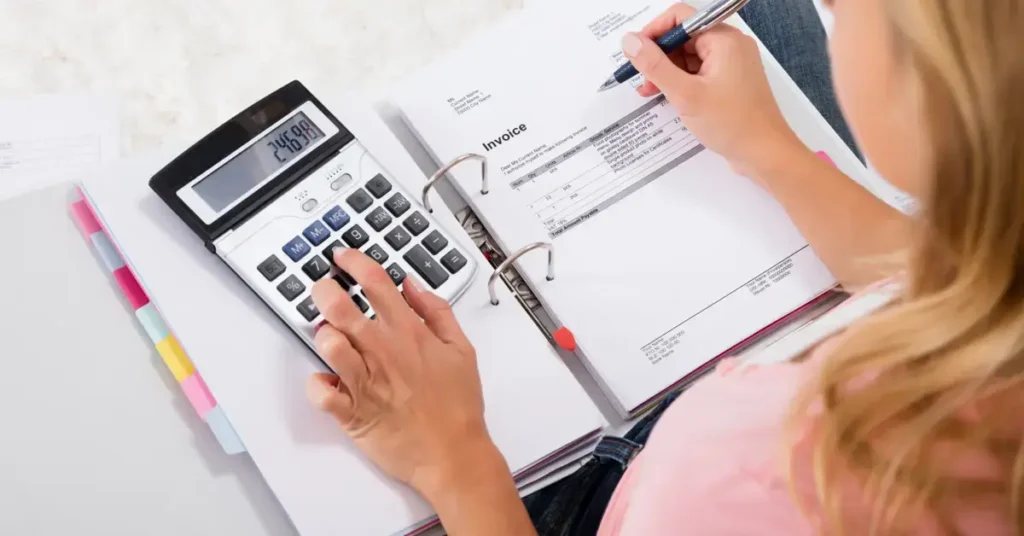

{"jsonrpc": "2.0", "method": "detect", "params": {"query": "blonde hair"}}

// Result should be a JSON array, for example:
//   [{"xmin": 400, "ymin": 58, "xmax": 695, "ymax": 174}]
[{"xmin": 790, "ymin": 1, "xmax": 1024, "ymax": 534}]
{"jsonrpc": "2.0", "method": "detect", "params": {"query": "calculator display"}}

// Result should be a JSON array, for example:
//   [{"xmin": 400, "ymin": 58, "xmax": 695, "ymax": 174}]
[{"xmin": 193, "ymin": 112, "xmax": 326, "ymax": 212}]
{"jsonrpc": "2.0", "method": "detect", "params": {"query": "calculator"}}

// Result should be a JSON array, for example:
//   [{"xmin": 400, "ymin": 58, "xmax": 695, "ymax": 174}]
[{"xmin": 150, "ymin": 81, "xmax": 477, "ymax": 350}]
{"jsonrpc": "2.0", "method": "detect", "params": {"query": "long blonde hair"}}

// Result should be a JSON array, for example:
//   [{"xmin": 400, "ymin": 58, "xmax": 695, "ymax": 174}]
[{"xmin": 790, "ymin": 1, "xmax": 1024, "ymax": 533}]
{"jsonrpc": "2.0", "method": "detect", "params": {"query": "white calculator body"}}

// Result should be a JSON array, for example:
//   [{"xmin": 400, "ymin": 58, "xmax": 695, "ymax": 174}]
[{"xmin": 151, "ymin": 81, "xmax": 477, "ymax": 350}]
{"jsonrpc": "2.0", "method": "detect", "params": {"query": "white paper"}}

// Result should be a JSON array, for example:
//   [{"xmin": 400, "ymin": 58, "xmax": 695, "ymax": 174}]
[
  {"xmin": 393, "ymin": 0, "xmax": 877, "ymax": 415},
  {"xmin": 0, "ymin": 94, "xmax": 118, "ymax": 200},
  {"xmin": 80, "ymin": 88, "xmax": 604, "ymax": 536}
]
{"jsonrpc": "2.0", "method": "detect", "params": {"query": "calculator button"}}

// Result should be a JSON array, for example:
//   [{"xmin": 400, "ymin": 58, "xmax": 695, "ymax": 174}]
[
  {"xmin": 422, "ymin": 230, "xmax": 449, "ymax": 255},
  {"xmin": 441, "ymin": 249, "xmax": 468, "ymax": 274},
  {"xmin": 297, "ymin": 296, "xmax": 320, "ymax": 322},
  {"xmin": 346, "ymin": 189, "xmax": 373, "ymax": 213},
  {"xmin": 366, "ymin": 207, "xmax": 393, "ymax": 232},
  {"xmin": 282, "ymin": 236, "xmax": 311, "ymax": 262},
  {"xmin": 301, "ymin": 199, "xmax": 319, "ymax": 212},
  {"xmin": 302, "ymin": 221, "xmax": 331, "ymax": 246},
  {"xmin": 322, "ymin": 240, "xmax": 346, "ymax": 265},
  {"xmin": 333, "ymin": 272, "xmax": 356, "ymax": 291},
  {"xmin": 365, "ymin": 174, "xmax": 392, "ymax": 198},
  {"xmin": 385, "ymin": 263, "xmax": 406, "ymax": 285},
  {"xmin": 403, "ymin": 245, "xmax": 450, "ymax": 289},
  {"xmin": 322, "ymin": 206, "xmax": 351, "ymax": 231},
  {"xmin": 403, "ymin": 212, "xmax": 430, "ymax": 236},
  {"xmin": 257, "ymin": 255, "xmax": 286, "ymax": 282},
  {"xmin": 365, "ymin": 244, "xmax": 390, "ymax": 265},
  {"xmin": 302, "ymin": 256, "xmax": 331, "ymax": 281},
  {"xmin": 330, "ymin": 173, "xmax": 353, "ymax": 191},
  {"xmin": 342, "ymin": 224, "xmax": 369, "ymax": 247},
  {"xmin": 384, "ymin": 227, "xmax": 411, "ymax": 250},
  {"xmin": 383, "ymin": 193, "xmax": 411, "ymax": 217},
  {"xmin": 277, "ymin": 275, "xmax": 306, "ymax": 302},
  {"xmin": 351, "ymin": 294, "xmax": 370, "ymax": 314}
]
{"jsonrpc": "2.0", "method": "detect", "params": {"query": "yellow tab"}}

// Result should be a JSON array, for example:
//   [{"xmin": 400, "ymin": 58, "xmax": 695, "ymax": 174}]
[{"xmin": 155, "ymin": 336, "xmax": 195, "ymax": 382}]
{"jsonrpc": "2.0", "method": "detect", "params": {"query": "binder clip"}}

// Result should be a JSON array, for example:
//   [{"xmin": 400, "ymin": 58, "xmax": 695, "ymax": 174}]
[
  {"xmin": 488, "ymin": 242, "xmax": 555, "ymax": 306},
  {"xmin": 421, "ymin": 153, "xmax": 489, "ymax": 214}
]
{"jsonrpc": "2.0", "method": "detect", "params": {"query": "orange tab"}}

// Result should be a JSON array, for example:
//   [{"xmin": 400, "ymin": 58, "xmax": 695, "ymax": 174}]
[{"xmin": 553, "ymin": 327, "xmax": 577, "ymax": 352}]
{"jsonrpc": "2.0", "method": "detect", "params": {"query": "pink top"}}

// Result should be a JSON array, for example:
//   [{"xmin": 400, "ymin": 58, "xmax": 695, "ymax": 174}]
[{"xmin": 598, "ymin": 285, "xmax": 1015, "ymax": 535}]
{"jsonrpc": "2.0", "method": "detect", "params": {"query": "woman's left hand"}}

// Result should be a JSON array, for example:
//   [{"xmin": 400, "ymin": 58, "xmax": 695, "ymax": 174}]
[{"xmin": 307, "ymin": 248, "xmax": 500, "ymax": 499}]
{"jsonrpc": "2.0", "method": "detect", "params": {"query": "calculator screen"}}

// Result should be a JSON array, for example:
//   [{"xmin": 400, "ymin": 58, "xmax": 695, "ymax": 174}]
[{"xmin": 193, "ymin": 112, "xmax": 326, "ymax": 212}]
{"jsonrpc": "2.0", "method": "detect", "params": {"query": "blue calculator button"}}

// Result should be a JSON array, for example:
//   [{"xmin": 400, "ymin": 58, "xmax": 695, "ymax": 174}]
[
  {"xmin": 283, "ymin": 236, "xmax": 311, "ymax": 262},
  {"xmin": 303, "ymin": 221, "xmax": 331, "ymax": 246},
  {"xmin": 322, "ymin": 206, "xmax": 351, "ymax": 231}
]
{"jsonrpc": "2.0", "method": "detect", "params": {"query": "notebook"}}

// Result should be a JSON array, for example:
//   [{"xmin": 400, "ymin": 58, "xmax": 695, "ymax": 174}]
[
  {"xmin": 76, "ymin": 91, "xmax": 606, "ymax": 536},
  {"xmin": 392, "ymin": 0, "xmax": 871, "ymax": 416}
]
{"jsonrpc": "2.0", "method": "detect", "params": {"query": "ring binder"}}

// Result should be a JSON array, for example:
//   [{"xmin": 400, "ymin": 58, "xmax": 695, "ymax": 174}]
[
  {"xmin": 488, "ymin": 242, "xmax": 555, "ymax": 306},
  {"xmin": 421, "ymin": 153, "xmax": 488, "ymax": 213}
]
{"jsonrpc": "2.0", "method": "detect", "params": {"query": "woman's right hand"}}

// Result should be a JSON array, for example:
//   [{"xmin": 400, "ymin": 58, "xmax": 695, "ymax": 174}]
[{"xmin": 622, "ymin": 3, "xmax": 806, "ymax": 179}]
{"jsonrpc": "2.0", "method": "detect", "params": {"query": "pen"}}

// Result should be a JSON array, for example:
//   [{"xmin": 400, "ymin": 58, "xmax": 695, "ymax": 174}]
[{"xmin": 597, "ymin": 0, "xmax": 752, "ymax": 92}]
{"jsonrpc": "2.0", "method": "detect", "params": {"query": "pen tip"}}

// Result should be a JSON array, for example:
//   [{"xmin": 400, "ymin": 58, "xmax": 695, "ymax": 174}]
[{"xmin": 597, "ymin": 76, "xmax": 619, "ymax": 92}]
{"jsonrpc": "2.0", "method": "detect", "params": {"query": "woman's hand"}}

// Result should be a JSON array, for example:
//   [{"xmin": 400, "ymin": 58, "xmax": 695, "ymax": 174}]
[
  {"xmin": 307, "ymin": 249, "xmax": 536, "ymax": 536},
  {"xmin": 622, "ymin": 3, "xmax": 805, "ymax": 178}
]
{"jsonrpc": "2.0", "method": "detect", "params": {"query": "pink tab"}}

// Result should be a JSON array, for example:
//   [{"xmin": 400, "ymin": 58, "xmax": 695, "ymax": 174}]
[
  {"xmin": 180, "ymin": 374, "xmax": 217, "ymax": 417},
  {"xmin": 70, "ymin": 200, "xmax": 103, "ymax": 236},
  {"xmin": 816, "ymin": 151, "xmax": 835, "ymax": 167},
  {"xmin": 113, "ymin": 267, "xmax": 151, "ymax": 309}
]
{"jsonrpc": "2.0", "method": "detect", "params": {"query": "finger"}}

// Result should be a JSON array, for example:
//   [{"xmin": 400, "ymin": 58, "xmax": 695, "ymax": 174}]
[
  {"xmin": 403, "ymin": 276, "xmax": 470, "ymax": 347},
  {"xmin": 622, "ymin": 32, "xmax": 699, "ymax": 97},
  {"xmin": 639, "ymin": 2, "xmax": 698, "ymax": 40},
  {"xmin": 311, "ymin": 276, "xmax": 374, "ymax": 346},
  {"xmin": 306, "ymin": 373, "xmax": 356, "ymax": 425},
  {"xmin": 334, "ymin": 248, "xmax": 411, "ymax": 324},
  {"xmin": 314, "ymin": 323, "xmax": 369, "ymax": 389}
]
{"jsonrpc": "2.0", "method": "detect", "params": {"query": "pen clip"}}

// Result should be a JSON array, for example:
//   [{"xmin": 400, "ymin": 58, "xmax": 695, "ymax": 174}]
[{"xmin": 683, "ymin": 0, "xmax": 751, "ymax": 36}]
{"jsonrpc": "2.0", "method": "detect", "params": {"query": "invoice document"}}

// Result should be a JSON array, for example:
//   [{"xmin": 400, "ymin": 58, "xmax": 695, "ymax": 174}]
[{"xmin": 395, "ymin": 0, "xmax": 870, "ymax": 415}]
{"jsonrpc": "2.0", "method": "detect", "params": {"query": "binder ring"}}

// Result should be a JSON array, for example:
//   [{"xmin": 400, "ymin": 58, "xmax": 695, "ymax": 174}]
[
  {"xmin": 489, "ymin": 242, "xmax": 555, "ymax": 306},
  {"xmin": 421, "ymin": 153, "xmax": 489, "ymax": 213}
]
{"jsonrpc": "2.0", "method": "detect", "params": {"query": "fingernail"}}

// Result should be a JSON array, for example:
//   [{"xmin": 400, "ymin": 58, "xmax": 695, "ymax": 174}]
[
  {"xmin": 622, "ymin": 33, "xmax": 642, "ymax": 58},
  {"xmin": 405, "ymin": 276, "xmax": 422, "ymax": 293}
]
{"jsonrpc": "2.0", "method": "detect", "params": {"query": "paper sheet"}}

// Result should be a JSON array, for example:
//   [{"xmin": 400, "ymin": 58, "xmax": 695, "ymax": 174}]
[{"xmin": 0, "ymin": 94, "xmax": 118, "ymax": 200}]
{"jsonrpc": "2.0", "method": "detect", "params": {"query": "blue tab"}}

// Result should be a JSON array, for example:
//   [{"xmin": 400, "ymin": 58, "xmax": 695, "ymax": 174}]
[
  {"xmin": 90, "ymin": 232, "xmax": 125, "ymax": 272},
  {"xmin": 134, "ymin": 303, "xmax": 170, "ymax": 344},
  {"xmin": 322, "ymin": 205, "xmax": 351, "ymax": 231},
  {"xmin": 282, "ymin": 236, "xmax": 311, "ymax": 262},
  {"xmin": 205, "ymin": 406, "xmax": 246, "ymax": 454},
  {"xmin": 302, "ymin": 221, "xmax": 331, "ymax": 246}
]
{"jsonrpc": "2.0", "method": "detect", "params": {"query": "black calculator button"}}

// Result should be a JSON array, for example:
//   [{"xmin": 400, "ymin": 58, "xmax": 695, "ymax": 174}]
[
  {"xmin": 322, "ymin": 240, "xmax": 346, "ymax": 265},
  {"xmin": 384, "ymin": 193, "xmax": 411, "ymax": 217},
  {"xmin": 403, "ymin": 212, "xmax": 430, "ymax": 236},
  {"xmin": 365, "ymin": 244, "xmax": 389, "ymax": 265},
  {"xmin": 282, "ymin": 236, "xmax": 311, "ymax": 262},
  {"xmin": 257, "ymin": 255, "xmax": 286, "ymax": 282},
  {"xmin": 441, "ymin": 249, "xmax": 468, "ymax": 274},
  {"xmin": 384, "ymin": 227, "xmax": 411, "ymax": 250},
  {"xmin": 342, "ymin": 224, "xmax": 370, "ymax": 247},
  {"xmin": 346, "ymin": 188, "xmax": 373, "ymax": 213},
  {"xmin": 277, "ymin": 275, "xmax": 306, "ymax": 302},
  {"xmin": 366, "ymin": 207, "xmax": 393, "ymax": 232},
  {"xmin": 333, "ymin": 272, "xmax": 356, "ymax": 291},
  {"xmin": 302, "ymin": 256, "xmax": 331, "ymax": 281},
  {"xmin": 403, "ymin": 245, "xmax": 450, "ymax": 289},
  {"xmin": 322, "ymin": 206, "xmax": 351, "ymax": 231},
  {"xmin": 365, "ymin": 174, "xmax": 393, "ymax": 198},
  {"xmin": 422, "ymin": 230, "xmax": 449, "ymax": 255},
  {"xmin": 351, "ymin": 294, "xmax": 370, "ymax": 314},
  {"xmin": 297, "ymin": 296, "xmax": 320, "ymax": 322},
  {"xmin": 385, "ymin": 263, "xmax": 406, "ymax": 285},
  {"xmin": 302, "ymin": 221, "xmax": 332, "ymax": 246}
]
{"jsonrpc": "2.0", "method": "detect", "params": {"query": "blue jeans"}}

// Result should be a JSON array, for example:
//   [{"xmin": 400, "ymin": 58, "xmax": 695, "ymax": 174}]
[{"xmin": 522, "ymin": 2, "xmax": 859, "ymax": 534}]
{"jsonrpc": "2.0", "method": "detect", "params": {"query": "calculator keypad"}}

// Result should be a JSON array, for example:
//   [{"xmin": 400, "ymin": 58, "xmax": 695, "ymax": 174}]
[
  {"xmin": 404, "ymin": 245, "xmax": 450, "ymax": 289},
  {"xmin": 297, "ymin": 296, "xmax": 320, "ymax": 322},
  {"xmin": 403, "ymin": 212, "xmax": 430, "ymax": 236},
  {"xmin": 366, "ymin": 207, "xmax": 393, "ymax": 232},
  {"xmin": 384, "ymin": 227, "xmax": 411, "ymax": 250},
  {"xmin": 422, "ymin": 230, "xmax": 449, "ymax": 255},
  {"xmin": 365, "ymin": 244, "xmax": 389, "ymax": 265},
  {"xmin": 346, "ymin": 189, "xmax": 373, "ymax": 213},
  {"xmin": 303, "ymin": 221, "xmax": 331, "ymax": 246},
  {"xmin": 302, "ymin": 256, "xmax": 331, "ymax": 281},
  {"xmin": 277, "ymin": 275, "xmax": 306, "ymax": 301},
  {"xmin": 385, "ymin": 263, "xmax": 406, "ymax": 285},
  {"xmin": 257, "ymin": 255, "xmax": 286, "ymax": 281},
  {"xmin": 283, "ymin": 237, "xmax": 312, "ymax": 262},
  {"xmin": 342, "ymin": 225, "xmax": 370, "ymax": 248},
  {"xmin": 441, "ymin": 250, "xmax": 468, "ymax": 273},
  {"xmin": 322, "ymin": 206, "xmax": 351, "ymax": 231},
  {"xmin": 384, "ymin": 193, "xmax": 411, "ymax": 217},
  {"xmin": 365, "ymin": 174, "xmax": 392, "ymax": 198}
]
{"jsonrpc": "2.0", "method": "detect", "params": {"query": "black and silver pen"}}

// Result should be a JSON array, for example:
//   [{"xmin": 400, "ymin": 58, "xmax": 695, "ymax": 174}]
[{"xmin": 597, "ymin": 0, "xmax": 752, "ymax": 92}]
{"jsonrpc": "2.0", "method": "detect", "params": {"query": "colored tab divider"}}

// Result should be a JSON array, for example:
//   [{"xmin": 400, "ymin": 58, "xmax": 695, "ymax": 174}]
[{"xmin": 70, "ymin": 195, "xmax": 245, "ymax": 455}]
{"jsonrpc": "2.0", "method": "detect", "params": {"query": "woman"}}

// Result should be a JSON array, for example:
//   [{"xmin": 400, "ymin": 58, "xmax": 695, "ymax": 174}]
[{"xmin": 306, "ymin": 0, "xmax": 1023, "ymax": 533}]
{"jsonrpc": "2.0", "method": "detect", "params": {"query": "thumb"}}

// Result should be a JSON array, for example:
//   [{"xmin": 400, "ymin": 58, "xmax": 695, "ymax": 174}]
[{"xmin": 622, "ymin": 32, "xmax": 696, "ymax": 95}]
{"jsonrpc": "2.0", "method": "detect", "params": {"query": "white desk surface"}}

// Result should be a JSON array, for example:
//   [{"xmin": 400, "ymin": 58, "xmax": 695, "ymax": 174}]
[{"xmin": 0, "ymin": 1, "xmax": 836, "ymax": 534}]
